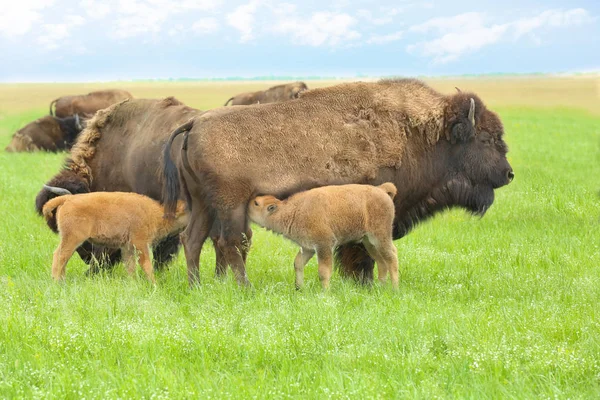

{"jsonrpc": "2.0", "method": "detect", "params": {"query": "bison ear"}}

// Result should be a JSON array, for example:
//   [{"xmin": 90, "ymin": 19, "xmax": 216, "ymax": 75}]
[{"xmin": 450, "ymin": 98, "xmax": 476, "ymax": 144}]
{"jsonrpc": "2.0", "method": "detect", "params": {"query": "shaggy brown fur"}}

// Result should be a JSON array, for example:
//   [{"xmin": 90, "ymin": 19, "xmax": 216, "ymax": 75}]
[
  {"xmin": 43, "ymin": 192, "xmax": 188, "ymax": 282},
  {"xmin": 164, "ymin": 78, "xmax": 513, "ymax": 286},
  {"xmin": 36, "ymin": 97, "xmax": 203, "ymax": 272},
  {"xmin": 50, "ymin": 89, "xmax": 133, "ymax": 118},
  {"xmin": 249, "ymin": 183, "xmax": 399, "ymax": 289},
  {"xmin": 224, "ymin": 82, "xmax": 308, "ymax": 106},
  {"xmin": 5, "ymin": 115, "xmax": 85, "ymax": 152}
]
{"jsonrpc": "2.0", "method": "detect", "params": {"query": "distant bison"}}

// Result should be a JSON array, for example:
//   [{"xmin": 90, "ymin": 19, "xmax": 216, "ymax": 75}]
[
  {"xmin": 5, "ymin": 114, "xmax": 85, "ymax": 152},
  {"xmin": 49, "ymin": 89, "xmax": 133, "ymax": 118},
  {"xmin": 224, "ymin": 82, "xmax": 308, "ymax": 106},
  {"xmin": 163, "ymin": 78, "xmax": 514, "ymax": 286}
]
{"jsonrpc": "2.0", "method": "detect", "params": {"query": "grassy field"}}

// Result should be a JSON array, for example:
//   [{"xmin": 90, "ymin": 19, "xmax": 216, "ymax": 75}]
[{"xmin": 0, "ymin": 78, "xmax": 599, "ymax": 398}]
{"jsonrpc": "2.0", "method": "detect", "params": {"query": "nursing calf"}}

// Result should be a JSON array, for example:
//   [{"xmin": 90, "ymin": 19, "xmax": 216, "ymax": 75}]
[
  {"xmin": 248, "ymin": 183, "xmax": 399, "ymax": 289},
  {"xmin": 42, "ymin": 188, "xmax": 188, "ymax": 283}
]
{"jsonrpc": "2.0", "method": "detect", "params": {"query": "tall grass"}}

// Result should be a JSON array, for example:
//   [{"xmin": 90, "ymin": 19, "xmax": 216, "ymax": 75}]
[{"xmin": 0, "ymin": 83, "xmax": 599, "ymax": 398}]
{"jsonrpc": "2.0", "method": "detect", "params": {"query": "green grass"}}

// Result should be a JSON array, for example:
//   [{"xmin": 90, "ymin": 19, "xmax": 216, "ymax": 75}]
[{"xmin": 1, "ymin": 103, "xmax": 599, "ymax": 398}]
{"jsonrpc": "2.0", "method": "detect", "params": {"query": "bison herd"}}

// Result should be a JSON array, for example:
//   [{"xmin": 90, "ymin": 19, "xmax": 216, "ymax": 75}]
[{"xmin": 6, "ymin": 79, "xmax": 514, "ymax": 288}]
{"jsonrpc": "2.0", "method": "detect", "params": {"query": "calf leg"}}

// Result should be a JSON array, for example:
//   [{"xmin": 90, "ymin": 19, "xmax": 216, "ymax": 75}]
[
  {"xmin": 121, "ymin": 245, "xmax": 137, "ymax": 276},
  {"xmin": 135, "ymin": 243, "xmax": 155, "ymax": 284},
  {"xmin": 316, "ymin": 247, "xmax": 334, "ymax": 290},
  {"xmin": 364, "ymin": 236, "xmax": 399, "ymax": 289},
  {"xmin": 294, "ymin": 248, "xmax": 315, "ymax": 289},
  {"xmin": 51, "ymin": 234, "xmax": 84, "ymax": 280},
  {"xmin": 218, "ymin": 205, "xmax": 251, "ymax": 286}
]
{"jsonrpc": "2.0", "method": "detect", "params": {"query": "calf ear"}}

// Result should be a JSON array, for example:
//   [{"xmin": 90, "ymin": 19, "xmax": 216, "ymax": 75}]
[{"xmin": 450, "ymin": 98, "xmax": 476, "ymax": 144}]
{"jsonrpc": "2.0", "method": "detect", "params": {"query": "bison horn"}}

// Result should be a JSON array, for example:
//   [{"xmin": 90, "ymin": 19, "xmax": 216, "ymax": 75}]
[
  {"xmin": 75, "ymin": 114, "xmax": 82, "ymax": 130},
  {"xmin": 468, "ymin": 98, "xmax": 475, "ymax": 127},
  {"xmin": 455, "ymin": 87, "xmax": 461, "ymax": 93},
  {"xmin": 43, "ymin": 184, "xmax": 72, "ymax": 196}
]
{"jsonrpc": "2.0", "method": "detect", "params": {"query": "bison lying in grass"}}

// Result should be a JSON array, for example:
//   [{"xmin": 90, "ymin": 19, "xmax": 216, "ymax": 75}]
[
  {"xmin": 49, "ymin": 89, "xmax": 133, "ymax": 118},
  {"xmin": 248, "ymin": 183, "xmax": 399, "ymax": 289},
  {"xmin": 5, "ymin": 114, "xmax": 85, "ymax": 152},
  {"xmin": 163, "ymin": 78, "xmax": 513, "ymax": 286},
  {"xmin": 42, "ymin": 188, "xmax": 188, "ymax": 283},
  {"xmin": 224, "ymin": 81, "xmax": 308, "ymax": 106}
]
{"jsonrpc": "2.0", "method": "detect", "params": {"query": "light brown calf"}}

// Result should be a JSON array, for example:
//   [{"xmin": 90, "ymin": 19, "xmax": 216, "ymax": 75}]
[
  {"xmin": 248, "ymin": 183, "xmax": 399, "ymax": 289},
  {"xmin": 42, "ymin": 188, "xmax": 188, "ymax": 283}
]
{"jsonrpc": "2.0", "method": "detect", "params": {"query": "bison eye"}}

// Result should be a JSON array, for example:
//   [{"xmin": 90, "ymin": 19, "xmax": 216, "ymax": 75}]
[{"xmin": 254, "ymin": 200, "xmax": 259, "ymax": 206}]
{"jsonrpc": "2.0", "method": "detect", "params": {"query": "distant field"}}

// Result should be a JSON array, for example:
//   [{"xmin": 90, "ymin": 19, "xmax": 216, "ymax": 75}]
[{"xmin": 0, "ymin": 78, "xmax": 599, "ymax": 398}]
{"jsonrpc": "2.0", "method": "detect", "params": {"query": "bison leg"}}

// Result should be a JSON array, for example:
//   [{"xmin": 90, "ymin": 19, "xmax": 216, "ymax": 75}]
[
  {"xmin": 152, "ymin": 233, "xmax": 181, "ymax": 270},
  {"xmin": 210, "ymin": 218, "xmax": 228, "ymax": 278},
  {"xmin": 335, "ymin": 243, "xmax": 375, "ymax": 285},
  {"xmin": 217, "ymin": 205, "xmax": 251, "ymax": 287},
  {"xmin": 181, "ymin": 206, "xmax": 214, "ymax": 286}
]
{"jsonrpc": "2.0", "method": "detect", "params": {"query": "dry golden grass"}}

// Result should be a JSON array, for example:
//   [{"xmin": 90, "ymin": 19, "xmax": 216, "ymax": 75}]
[{"xmin": 0, "ymin": 76, "xmax": 598, "ymax": 116}]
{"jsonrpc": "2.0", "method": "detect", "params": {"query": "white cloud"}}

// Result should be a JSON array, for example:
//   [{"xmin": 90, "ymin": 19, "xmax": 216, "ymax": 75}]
[
  {"xmin": 79, "ymin": 0, "xmax": 111, "ymax": 19},
  {"xmin": 274, "ymin": 11, "xmax": 360, "ymax": 47},
  {"xmin": 192, "ymin": 18, "xmax": 219, "ymax": 35},
  {"xmin": 0, "ymin": 0, "xmax": 54, "ymax": 36},
  {"xmin": 367, "ymin": 31, "xmax": 403, "ymax": 45},
  {"xmin": 512, "ymin": 8, "xmax": 594, "ymax": 38},
  {"xmin": 226, "ymin": 0, "xmax": 261, "ymax": 43},
  {"xmin": 408, "ymin": 9, "xmax": 594, "ymax": 63},
  {"xmin": 83, "ymin": 0, "xmax": 221, "ymax": 38},
  {"xmin": 37, "ymin": 14, "xmax": 85, "ymax": 50},
  {"xmin": 357, "ymin": 9, "xmax": 393, "ymax": 26}
]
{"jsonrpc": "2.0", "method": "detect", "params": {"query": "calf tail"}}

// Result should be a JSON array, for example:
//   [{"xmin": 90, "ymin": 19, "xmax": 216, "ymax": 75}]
[
  {"xmin": 42, "ymin": 191, "xmax": 71, "ymax": 233},
  {"xmin": 49, "ymin": 98, "xmax": 58, "ymax": 116},
  {"xmin": 378, "ymin": 182, "xmax": 397, "ymax": 199},
  {"xmin": 224, "ymin": 97, "xmax": 234, "ymax": 106},
  {"xmin": 163, "ymin": 119, "xmax": 195, "ymax": 218}
]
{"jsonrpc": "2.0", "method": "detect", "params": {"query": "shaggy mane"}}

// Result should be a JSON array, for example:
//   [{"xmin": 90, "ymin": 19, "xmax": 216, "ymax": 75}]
[{"xmin": 65, "ymin": 97, "xmax": 184, "ymax": 186}]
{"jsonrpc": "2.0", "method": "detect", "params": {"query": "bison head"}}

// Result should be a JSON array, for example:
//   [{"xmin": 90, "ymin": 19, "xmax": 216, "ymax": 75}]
[
  {"xmin": 35, "ymin": 169, "xmax": 90, "ymax": 215},
  {"xmin": 441, "ymin": 92, "xmax": 513, "ymax": 215},
  {"xmin": 291, "ymin": 82, "xmax": 309, "ymax": 99},
  {"xmin": 54, "ymin": 114, "xmax": 85, "ymax": 149}
]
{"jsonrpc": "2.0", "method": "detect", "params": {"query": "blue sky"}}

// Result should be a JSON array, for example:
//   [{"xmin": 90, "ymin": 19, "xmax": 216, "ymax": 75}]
[{"xmin": 0, "ymin": 0, "xmax": 598, "ymax": 81}]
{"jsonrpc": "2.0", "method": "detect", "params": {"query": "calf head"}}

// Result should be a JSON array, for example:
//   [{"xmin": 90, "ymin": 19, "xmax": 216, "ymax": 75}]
[{"xmin": 248, "ymin": 195, "xmax": 281, "ymax": 227}]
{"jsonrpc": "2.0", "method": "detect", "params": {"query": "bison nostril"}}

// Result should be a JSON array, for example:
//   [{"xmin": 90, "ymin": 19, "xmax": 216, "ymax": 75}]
[{"xmin": 507, "ymin": 170, "xmax": 514, "ymax": 182}]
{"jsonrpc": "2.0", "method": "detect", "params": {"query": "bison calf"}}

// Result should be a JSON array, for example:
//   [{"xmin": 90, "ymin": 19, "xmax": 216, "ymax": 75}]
[
  {"xmin": 248, "ymin": 183, "xmax": 399, "ymax": 289},
  {"xmin": 42, "ymin": 187, "xmax": 188, "ymax": 283}
]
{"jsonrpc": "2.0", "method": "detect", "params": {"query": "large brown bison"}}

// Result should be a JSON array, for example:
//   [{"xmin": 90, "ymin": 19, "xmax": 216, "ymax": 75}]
[
  {"xmin": 49, "ymin": 89, "xmax": 133, "ymax": 118},
  {"xmin": 35, "ymin": 97, "xmax": 204, "ymax": 272},
  {"xmin": 163, "ymin": 79, "xmax": 514, "ymax": 286},
  {"xmin": 5, "ymin": 114, "xmax": 85, "ymax": 152},
  {"xmin": 224, "ymin": 82, "xmax": 308, "ymax": 106}
]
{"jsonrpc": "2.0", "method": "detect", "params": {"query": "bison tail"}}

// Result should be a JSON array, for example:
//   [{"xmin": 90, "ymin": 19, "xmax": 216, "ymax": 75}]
[
  {"xmin": 42, "ymin": 194, "xmax": 70, "ymax": 233},
  {"xmin": 163, "ymin": 119, "xmax": 195, "ymax": 218},
  {"xmin": 49, "ymin": 98, "xmax": 58, "ymax": 116},
  {"xmin": 378, "ymin": 182, "xmax": 397, "ymax": 199},
  {"xmin": 224, "ymin": 97, "xmax": 234, "ymax": 106}
]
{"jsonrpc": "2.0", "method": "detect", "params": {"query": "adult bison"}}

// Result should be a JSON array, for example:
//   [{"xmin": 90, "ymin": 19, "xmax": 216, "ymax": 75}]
[
  {"xmin": 49, "ymin": 89, "xmax": 133, "ymax": 118},
  {"xmin": 35, "ymin": 97, "xmax": 205, "ymax": 272},
  {"xmin": 224, "ymin": 81, "xmax": 308, "ymax": 106},
  {"xmin": 163, "ymin": 79, "xmax": 513, "ymax": 286},
  {"xmin": 5, "ymin": 114, "xmax": 85, "ymax": 152}
]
